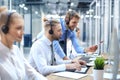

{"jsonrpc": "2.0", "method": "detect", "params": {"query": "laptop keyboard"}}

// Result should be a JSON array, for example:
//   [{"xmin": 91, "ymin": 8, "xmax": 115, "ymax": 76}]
[{"xmin": 79, "ymin": 56, "xmax": 92, "ymax": 63}]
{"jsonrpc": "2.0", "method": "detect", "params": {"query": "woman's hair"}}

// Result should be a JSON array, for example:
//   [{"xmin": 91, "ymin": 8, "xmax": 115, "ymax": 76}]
[
  {"xmin": 0, "ymin": 7, "xmax": 22, "ymax": 29},
  {"xmin": 0, "ymin": 6, "xmax": 8, "ymax": 26},
  {"xmin": 0, "ymin": 6, "xmax": 8, "ymax": 34},
  {"xmin": 0, "ymin": 6, "xmax": 7, "ymax": 13}
]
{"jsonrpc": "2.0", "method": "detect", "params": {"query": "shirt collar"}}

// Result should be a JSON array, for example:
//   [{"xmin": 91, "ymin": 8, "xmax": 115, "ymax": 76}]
[
  {"xmin": 42, "ymin": 35, "xmax": 52, "ymax": 46},
  {"xmin": 0, "ymin": 41, "xmax": 11, "ymax": 58}
]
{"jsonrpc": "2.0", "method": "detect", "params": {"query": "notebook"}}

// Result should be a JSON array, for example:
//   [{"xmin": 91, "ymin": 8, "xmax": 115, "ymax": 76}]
[
  {"xmin": 75, "ymin": 66, "xmax": 90, "ymax": 74},
  {"xmin": 79, "ymin": 55, "xmax": 92, "ymax": 63},
  {"xmin": 79, "ymin": 54, "xmax": 97, "ymax": 66},
  {"xmin": 53, "ymin": 71, "xmax": 88, "ymax": 79}
]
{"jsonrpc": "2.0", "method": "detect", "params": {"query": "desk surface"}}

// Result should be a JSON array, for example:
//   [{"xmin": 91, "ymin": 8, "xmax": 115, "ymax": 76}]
[
  {"xmin": 46, "ymin": 54, "xmax": 119, "ymax": 80},
  {"xmin": 47, "ymin": 67, "xmax": 112, "ymax": 80}
]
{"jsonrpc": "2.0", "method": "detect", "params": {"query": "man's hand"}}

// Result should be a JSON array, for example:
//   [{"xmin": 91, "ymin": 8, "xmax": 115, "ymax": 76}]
[
  {"xmin": 71, "ymin": 59, "xmax": 79, "ymax": 64},
  {"xmin": 85, "ymin": 45, "xmax": 98, "ymax": 53},
  {"xmin": 71, "ymin": 59, "xmax": 86, "ymax": 66},
  {"xmin": 63, "ymin": 56, "xmax": 69, "ymax": 60},
  {"xmin": 66, "ymin": 63, "xmax": 81, "ymax": 71},
  {"xmin": 79, "ymin": 60, "xmax": 86, "ymax": 66}
]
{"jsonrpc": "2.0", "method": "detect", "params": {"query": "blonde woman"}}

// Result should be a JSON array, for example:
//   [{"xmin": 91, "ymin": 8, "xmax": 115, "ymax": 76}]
[
  {"xmin": 0, "ymin": 6, "xmax": 47, "ymax": 80},
  {"xmin": 0, "ymin": 6, "xmax": 8, "ymax": 40}
]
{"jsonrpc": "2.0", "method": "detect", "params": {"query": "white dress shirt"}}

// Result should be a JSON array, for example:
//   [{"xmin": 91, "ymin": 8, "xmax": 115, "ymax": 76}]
[
  {"xmin": 0, "ymin": 42, "xmax": 47, "ymax": 80},
  {"xmin": 67, "ymin": 39, "xmax": 78, "ymax": 59},
  {"xmin": 29, "ymin": 35, "xmax": 72, "ymax": 76}
]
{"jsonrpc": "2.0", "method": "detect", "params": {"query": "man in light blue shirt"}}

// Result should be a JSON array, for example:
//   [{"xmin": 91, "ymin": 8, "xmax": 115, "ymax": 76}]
[
  {"xmin": 53, "ymin": 10, "xmax": 98, "ymax": 60},
  {"xmin": 36, "ymin": 11, "xmax": 98, "ymax": 60}
]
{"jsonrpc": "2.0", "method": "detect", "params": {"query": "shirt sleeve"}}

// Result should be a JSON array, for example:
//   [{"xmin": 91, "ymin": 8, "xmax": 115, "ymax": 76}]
[
  {"xmin": 29, "ymin": 43, "xmax": 66, "ymax": 76},
  {"xmin": 55, "ymin": 52, "xmax": 72, "ymax": 64},
  {"xmin": 24, "ymin": 59, "xmax": 48, "ymax": 80},
  {"xmin": 70, "ymin": 31, "xmax": 85, "ymax": 53},
  {"xmin": 53, "ymin": 40, "xmax": 66, "ymax": 58},
  {"xmin": 14, "ymin": 45, "xmax": 47, "ymax": 80}
]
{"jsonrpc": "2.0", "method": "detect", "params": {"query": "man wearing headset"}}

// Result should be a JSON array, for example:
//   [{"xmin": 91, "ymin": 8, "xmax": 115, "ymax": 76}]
[
  {"xmin": 53, "ymin": 10, "xmax": 98, "ymax": 60},
  {"xmin": 29, "ymin": 19, "xmax": 85, "ymax": 76},
  {"xmin": 36, "ymin": 11, "xmax": 98, "ymax": 60}
]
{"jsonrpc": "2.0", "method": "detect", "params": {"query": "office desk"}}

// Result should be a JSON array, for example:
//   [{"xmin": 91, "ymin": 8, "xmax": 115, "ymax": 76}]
[
  {"xmin": 46, "ymin": 54, "xmax": 119, "ymax": 80},
  {"xmin": 47, "ymin": 66, "xmax": 118, "ymax": 80}
]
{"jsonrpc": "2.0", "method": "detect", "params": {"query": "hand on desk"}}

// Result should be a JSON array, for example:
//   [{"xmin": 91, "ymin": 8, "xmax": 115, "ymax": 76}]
[
  {"xmin": 79, "ymin": 60, "xmax": 86, "ymax": 66},
  {"xmin": 65, "ymin": 59, "xmax": 87, "ymax": 71},
  {"xmin": 71, "ymin": 59, "xmax": 86, "ymax": 66},
  {"xmin": 66, "ymin": 62, "xmax": 81, "ymax": 71}
]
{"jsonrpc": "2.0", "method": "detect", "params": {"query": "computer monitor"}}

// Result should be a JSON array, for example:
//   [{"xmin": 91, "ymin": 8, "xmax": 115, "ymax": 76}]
[{"xmin": 109, "ymin": 27, "xmax": 120, "ymax": 80}]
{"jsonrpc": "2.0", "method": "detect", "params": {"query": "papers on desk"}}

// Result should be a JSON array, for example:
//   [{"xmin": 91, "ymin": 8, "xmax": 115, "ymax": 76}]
[
  {"xmin": 89, "ymin": 57, "xmax": 96, "ymax": 61},
  {"xmin": 53, "ymin": 71, "xmax": 88, "ymax": 79},
  {"xmin": 104, "ymin": 73, "xmax": 120, "ymax": 79},
  {"xmin": 91, "ymin": 73, "xmax": 120, "ymax": 79},
  {"xmin": 86, "ymin": 58, "xmax": 110, "ymax": 67},
  {"xmin": 86, "ymin": 61, "xmax": 94, "ymax": 66},
  {"xmin": 75, "ymin": 66, "xmax": 89, "ymax": 74}
]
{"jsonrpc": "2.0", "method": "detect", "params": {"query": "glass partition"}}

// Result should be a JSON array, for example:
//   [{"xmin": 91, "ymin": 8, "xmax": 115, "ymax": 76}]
[{"xmin": 86, "ymin": 0, "xmax": 114, "ymax": 53}]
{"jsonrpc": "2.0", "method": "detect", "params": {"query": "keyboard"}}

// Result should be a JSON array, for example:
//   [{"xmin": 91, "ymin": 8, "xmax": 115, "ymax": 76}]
[
  {"xmin": 79, "ymin": 56, "xmax": 93, "ymax": 63},
  {"xmin": 66, "ymin": 66, "xmax": 90, "ymax": 74}
]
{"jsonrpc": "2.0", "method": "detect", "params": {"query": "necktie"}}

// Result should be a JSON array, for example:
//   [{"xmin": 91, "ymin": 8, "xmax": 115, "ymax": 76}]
[
  {"xmin": 64, "ymin": 30, "xmax": 68, "ymax": 55},
  {"xmin": 50, "ymin": 43, "xmax": 55, "ymax": 65}
]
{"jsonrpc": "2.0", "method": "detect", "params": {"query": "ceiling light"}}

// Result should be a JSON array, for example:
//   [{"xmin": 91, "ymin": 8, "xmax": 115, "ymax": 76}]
[
  {"xmin": 86, "ymin": 11, "xmax": 89, "ymax": 14},
  {"xmin": 89, "ymin": 9, "xmax": 94, "ymax": 13},
  {"xmin": 19, "ymin": 4, "xmax": 25, "ymax": 8},
  {"xmin": 35, "ymin": 11, "xmax": 38, "ymax": 14},
  {"xmin": 71, "ymin": 2, "xmax": 74, "ymax": 6},
  {"xmin": 24, "ymin": 7, "xmax": 28, "ymax": 10},
  {"xmin": 68, "ymin": 8, "xmax": 72, "ymax": 11}
]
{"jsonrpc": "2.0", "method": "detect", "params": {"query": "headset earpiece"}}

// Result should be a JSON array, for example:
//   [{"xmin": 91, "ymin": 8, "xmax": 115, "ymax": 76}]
[
  {"xmin": 2, "ymin": 25, "xmax": 9, "ymax": 34},
  {"xmin": 65, "ymin": 19, "xmax": 69, "ymax": 25},
  {"xmin": 65, "ymin": 10, "xmax": 76, "ymax": 25},
  {"xmin": 49, "ymin": 20, "xmax": 54, "ymax": 35},
  {"xmin": 49, "ymin": 29, "xmax": 53, "ymax": 34},
  {"xmin": 1, "ymin": 12, "xmax": 15, "ymax": 34}
]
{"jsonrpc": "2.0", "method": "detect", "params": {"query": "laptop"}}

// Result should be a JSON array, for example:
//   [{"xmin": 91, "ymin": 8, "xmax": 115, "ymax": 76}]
[
  {"xmin": 66, "ymin": 66, "xmax": 90, "ymax": 74},
  {"xmin": 79, "ymin": 53, "xmax": 98, "ymax": 62}
]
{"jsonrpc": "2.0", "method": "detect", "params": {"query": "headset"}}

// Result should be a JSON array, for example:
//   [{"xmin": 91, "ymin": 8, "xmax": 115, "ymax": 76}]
[
  {"xmin": 65, "ymin": 10, "xmax": 76, "ymax": 25},
  {"xmin": 76, "ymin": 27, "xmax": 79, "ymax": 32},
  {"xmin": 1, "ymin": 12, "xmax": 15, "ymax": 34},
  {"xmin": 49, "ymin": 20, "xmax": 54, "ymax": 35}
]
